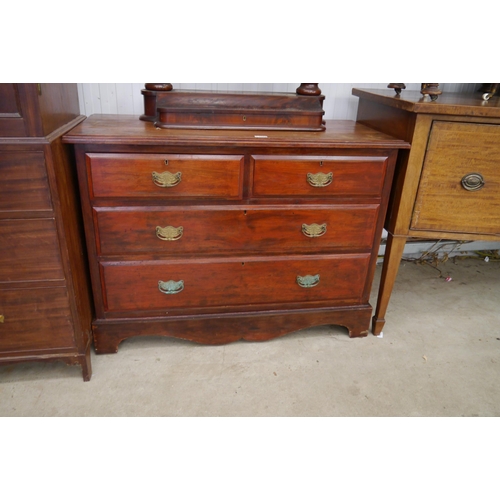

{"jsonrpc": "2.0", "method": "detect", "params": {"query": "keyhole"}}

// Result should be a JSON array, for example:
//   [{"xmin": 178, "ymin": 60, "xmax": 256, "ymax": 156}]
[
  {"xmin": 242, "ymin": 115, "xmax": 247, "ymax": 121},
  {"xmin": 164, "ymin": 159, "xmax": 169, "ymax": 166},
  {"xmin": 320, "ymin": 161, "xmax": 323, "ymax": 167}
]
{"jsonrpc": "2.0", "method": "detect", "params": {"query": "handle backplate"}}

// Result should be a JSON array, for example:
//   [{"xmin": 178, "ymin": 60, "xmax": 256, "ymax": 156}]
[
  {"xmin": 296, "ymin": 274, "xmax": 320, "ymax": 288},
  {"xmin": 152, "ymin": 171, "xmax": 182, "ymax": 188},
  {"xmin": 158, "ymin": 280, "xmax": 184, "ymax": 294},
  {"xmin": 461, "ymin": 172, "xmax": 485, "ymax": 192},
  {"xmin": 302, "ymin": 223, "xmax": 327, "ymax": 238},
  {"xmin": 156, "ymin": 226, "xmax": 184, "ymax": 241},
  {"xmin": 307, "ymin": 172, "xmax": 333, "ymax": 188}
]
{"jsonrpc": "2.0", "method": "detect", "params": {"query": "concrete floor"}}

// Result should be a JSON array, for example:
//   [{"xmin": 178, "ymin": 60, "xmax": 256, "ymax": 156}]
[{"xmin": 1, "ymin": 257, "xmax": 499, "ymax": 416}]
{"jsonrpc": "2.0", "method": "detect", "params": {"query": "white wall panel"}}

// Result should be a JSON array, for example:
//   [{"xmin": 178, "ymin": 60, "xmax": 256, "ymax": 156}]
[{"xmin": 77, "ymin": 82, "xmax": 479, "ymax": 118}]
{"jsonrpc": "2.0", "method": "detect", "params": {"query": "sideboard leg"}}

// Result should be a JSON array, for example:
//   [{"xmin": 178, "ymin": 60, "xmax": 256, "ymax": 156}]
[{"xmin": 372, "ymin": 234, "xmax": 407, "ymax": 335}]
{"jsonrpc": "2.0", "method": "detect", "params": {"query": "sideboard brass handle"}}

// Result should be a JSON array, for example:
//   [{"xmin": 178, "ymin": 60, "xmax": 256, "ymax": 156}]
[
  {"xmin": 302, "ymin": 223, "xmax": 327, "ymax": 238},
  {"xmin": 156, "ymin": 225, "xmax": 184, "ymax": 241},
  {"xmin": 296, "ymin": 274, "xmax": 320, "ymax": 288},
  {"xmin": 152, "ymin": 171, "xmax": 182, "ymax": 188},
  {"xmin": 158, "ymin": 280, "xmax": 184, "ymax": 294},
  {"xmin": 307, "ymin": 172, "xmax": 333, "ymax": 188},
  {"xmin": 461, "ymin": 173, "xmax": 485, "ymax": 192},
  {"xmin": 0, "ymin": 315, "xmax": 4, "ymax": 323}
]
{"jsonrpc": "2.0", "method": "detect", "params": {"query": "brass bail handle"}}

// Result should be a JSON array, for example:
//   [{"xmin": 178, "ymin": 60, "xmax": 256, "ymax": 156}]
[
  {"xmin": 461, "ymin": 173, "xmax": 485, "ymax": 192},
  {"xmin": 0, "ymin": 315, "xmax": 4, "ymax": 323}
]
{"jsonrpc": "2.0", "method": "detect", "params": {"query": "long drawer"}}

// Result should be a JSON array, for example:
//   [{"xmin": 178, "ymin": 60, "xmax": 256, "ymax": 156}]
[
  {"xmin": 100, "ymin": 254, "xmax": 370, "ymax": 312},
  {"xmin": 0, "ymin": 151, "xmax": 53, "ymax": 213},
  {"xmin": 94, "ymin": 204, "xmax": 380, "ymax": 256},
  {"xmin": 86, "ymin": 153, "xmax": 244, "ymax": 200},
  {"xmin": 0, "ymin": 286, "xmax": 75, "ymax": 352},
  {"xmin": 0, "ymin": 218, "xmax": 64, "ymax": 282},
  {"xmin": 252, "ymin": 155, "xmax": 388, "ymax": 198}
]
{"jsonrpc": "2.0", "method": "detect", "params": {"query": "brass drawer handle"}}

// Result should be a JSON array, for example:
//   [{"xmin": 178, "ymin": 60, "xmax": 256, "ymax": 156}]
[
  {"xmin": 461, "ymin": 173, "xmax": 485, "ymax": 192},
  {"xmin": 156, "ymin": 225, "xmax": 183, "ymax": 241},
  {"xmin": 297, "ymin": 274, "xmax": 320, "ymax": 288},
  {"xmin": 302, "ymin": 223, "xmax": 327, "ymax": 238},
  {"xmin": 307, "ymin": 172, "xmax": 333, "ymax": 187},
  {"xmin": 152, "ymin": 171, "xmax": 182, "ymax": 188},
  {"xmin": 0, "ymin": 315, "xmax": 4, "ymax": 323},
  {"xmin": 158, "ymin": 280, "xmax": 184, "ymax": 294}
]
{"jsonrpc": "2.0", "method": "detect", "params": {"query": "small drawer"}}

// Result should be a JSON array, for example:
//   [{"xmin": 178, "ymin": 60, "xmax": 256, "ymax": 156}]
[
  {"xmin": 252, "ymin": 155, "xmax": 388, "ymax": 198},
  {"xmin": 0, "ymin": 151, "xmax": 52, "ymax": 213},
  {"xmin": 86, "ymin": 153, "xmax": 244, "ymax": 200},
  {"xmin": 0, "ymin": 219, "xmax": 64, "ymax": 282},
  {"xmin": 0, "ymin": 287, "xmax": 75, "ymax": 352},
  {"xmin": 100, "ymin": 254, "xmax": 370, "ymax": 312},
  {"xmin": 94, "ymin": 204, "xmax": 380, "ymax": 256},
  {"xmin": 411, "ymin": 121, "xmax": 500, "ymax": 234}
]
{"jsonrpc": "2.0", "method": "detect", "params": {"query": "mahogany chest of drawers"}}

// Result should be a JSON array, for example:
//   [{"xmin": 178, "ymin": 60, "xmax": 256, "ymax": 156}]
[
  {"xmin": 63, "ymin": 115, "xmax": 409, "ymax": 353},
  {"xmin": 0, "ymin": 84, "xmax": 93, "ymax": 380}
]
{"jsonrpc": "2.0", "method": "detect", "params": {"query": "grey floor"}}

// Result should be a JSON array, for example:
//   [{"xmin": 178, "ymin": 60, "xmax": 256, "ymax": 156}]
[{"xmin": 1, "ymin": 257, "xmax": 499, "ymax": 417}]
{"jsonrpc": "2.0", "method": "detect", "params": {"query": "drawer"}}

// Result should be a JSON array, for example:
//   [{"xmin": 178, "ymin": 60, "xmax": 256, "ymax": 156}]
[
  {"xmin": 0, "ymin": 287, "xmax": 75, "ymax": 352},
  {"xmin": 0, "ymin": 219, "xmax": 64, "ymax": 282},
  {"xmin": 100, "ymin": 254, "xmax": 370, "ymax": 312},
  {"xmin": 0, "ymin": 151, "xmax": 52, "ymax": 213},
  {"xmin": 411, "ymin": 121, "xmax": 500, "ymax": 234},
  {"xmin": 86, "ymin": 153, "xmax": 244, "ymax": 200},
  {"xmin": 252, "ymin": 155, "xmax": 388, "ymax": 198},
  {"xmin": 94, "ymin": 204, "xmax": 380, "ymax": 256}
]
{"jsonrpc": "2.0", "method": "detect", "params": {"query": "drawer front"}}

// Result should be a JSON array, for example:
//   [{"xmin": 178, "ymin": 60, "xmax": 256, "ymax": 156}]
[
  {"xmin": 0, "ymin": 219, "xmax": 64, "ymax": 282},
  {"xmin": 0, "ymin": 151, "xmax": 52, "ymax": 212},
  {"xmin": 87, "ymin": 153, "xmax": 244, "ymax": 200},
  {"xmin": 0, "ymin": 287, "xmax": 75, "ymax": 352},
  {"xmin": 252, "ymin": 155, "xmax": 388, "ymax": 198},
  {"xmin": 95, "ymin": 205, "xmax": 379, "ymax": 256},
  {"xmin": 411, "ymin": 122, "xmax": 500, "ymax": 234},
  {"xmin": 101, "ymin": 254, "xmax": 370, "ymax": 312}
]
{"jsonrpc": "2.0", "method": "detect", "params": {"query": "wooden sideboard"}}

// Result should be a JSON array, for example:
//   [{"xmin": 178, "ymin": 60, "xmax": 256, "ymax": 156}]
[
  {"xmin": 353, "ymin": 88, "xmax": 500, "ymax": 335},
  {"xmin": 63, "ymin": 115, "xmax": 409, "ymax": 353},
  {"xmin": 0, "ymin": 84, "xmax": 93, "ymax": 380}
]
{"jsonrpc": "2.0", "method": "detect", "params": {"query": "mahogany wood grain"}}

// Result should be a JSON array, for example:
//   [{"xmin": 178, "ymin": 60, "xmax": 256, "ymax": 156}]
[
  {"xmin": 0, "ymin": 151, "xmax": 53, "ymax": 213},
  {"xmin": 0, "ymin": 84, "xmax": 92, "ymax": 380},
  {"xmin": 92, "ymin": 306, "xmax": 373, "ymax": 353},
  {"xmin": 65, "ymin": 115, "xmax": 408, "ymax": 352},
  {"xmin": 252, "ymin": 155, "xmax": 387, "ymax": 198},
  {"xmin": 0, "ymin": 219, "xmax": 65, "ymax": 282},
  {"xmin": 63, "ymin": 116, "xmax": 411, "ymax": 150},
  {"xmin": 86, "ymin": 153, "xmax": 244, "ymax": 200},
  {"xmin": 101, "ymin": 254, "xmax": 370, "ymax": 312},
  {"xmin": 0, "ymin": 287, "xmax": 75, "ymax": 352},
  {"xmin": 94, "ymin": 204, "xmax": 379, "ymax": 256}
]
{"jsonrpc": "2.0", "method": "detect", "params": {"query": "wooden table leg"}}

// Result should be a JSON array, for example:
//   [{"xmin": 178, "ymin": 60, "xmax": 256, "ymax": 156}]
[{"xmin": 372, "ymin": 234, "xmax": 407, "ymax": 335}]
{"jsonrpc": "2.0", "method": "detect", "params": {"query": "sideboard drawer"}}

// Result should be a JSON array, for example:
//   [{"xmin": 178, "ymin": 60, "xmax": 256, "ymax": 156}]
[
  {"xmin": 0, "ymin": 151, "xmax": 52, "ymax": 213},
  {"xmin": 101, "ymin": 254, "xmax": 370, "ymax": 312},
  {"xmin": 94, "ymin": 204, "xmax": 380, "ymax": 256},
  {"xmin": 0, "ymin": 287, "xmax": 75, "ymax": 352},
  {"xmin": 411, "ymin": 121, "xmax": 500, "ymax": 235},
  {"xmin": 87, "ymin": 153, "xmax": 244, "ymax": 200},
  {"xmin": 0, "ymin": 218, "xmax": 65, "ymax": 282},
  {"xmin": 252, "ymin": 155, "xmax": 387, "ymax": 198}
]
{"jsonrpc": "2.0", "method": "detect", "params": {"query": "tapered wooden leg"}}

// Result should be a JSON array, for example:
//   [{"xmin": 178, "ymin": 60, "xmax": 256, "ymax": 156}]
[{"xmin": 372, "ymin": 234, "xmax": 407, "ymax": 335}]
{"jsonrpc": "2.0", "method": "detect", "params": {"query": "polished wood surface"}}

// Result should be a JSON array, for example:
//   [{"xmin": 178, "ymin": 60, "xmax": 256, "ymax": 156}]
[
  {"xmin": 354, "ymin": 89, "xmax": 500, "ymax": 335},
  {"xmin": 65, "ymin": 115, "xmax": 408, "ymax": 353},
  {"xmin": 0, "ymin": 84, "xmax": 93, "ymax": 380},
  {"xmin": 101, "ymin": 254, "xmax": 370, "ymax": 312},
  {"xmin": 0, "ymin": 151, "xmax": 52, "ymax": 213},
  {"xmin": 141, "ymin": 85, "xmax": 325, "ymax": 131},
  {"xmin": 87, "ymin": 153, "xmax": 244, "ymax": 199},
  {"xmin": 94, "ymin": 204, "xmax": 379, "ymax": 256},
  {"xmin": 252, "ymin": 155, "xmax": 387, "ymax": 197}
]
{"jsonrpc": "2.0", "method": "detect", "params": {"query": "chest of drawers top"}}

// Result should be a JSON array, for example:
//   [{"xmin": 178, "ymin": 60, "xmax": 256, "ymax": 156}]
[{"xmin": 62, "ymin": 115, "xmax": 409, "ymax": 150}]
